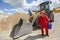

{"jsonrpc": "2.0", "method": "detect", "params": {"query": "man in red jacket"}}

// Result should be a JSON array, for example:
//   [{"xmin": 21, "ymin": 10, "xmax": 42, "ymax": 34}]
[{"xmin": 37, "ymin": 10, "xmax": 49, "ymax": 36}]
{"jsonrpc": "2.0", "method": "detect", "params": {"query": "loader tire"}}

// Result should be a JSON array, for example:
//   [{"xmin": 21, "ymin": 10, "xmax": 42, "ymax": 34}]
[{"xmin": 49, "ymin": 12, "xmax": 54, "ymax": 22}]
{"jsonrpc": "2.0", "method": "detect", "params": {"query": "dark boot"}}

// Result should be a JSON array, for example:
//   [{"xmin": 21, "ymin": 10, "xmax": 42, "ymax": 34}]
[
  {"xmin": 46, "ymin": 34, "xmax": 49, "ymax": 37},
  {"xmin": 41, "ymin": 34, "xmax": 44, "ymax": 36}
]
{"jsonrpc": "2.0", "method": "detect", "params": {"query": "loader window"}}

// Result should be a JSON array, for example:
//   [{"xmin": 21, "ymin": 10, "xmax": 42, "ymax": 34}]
[
  {"xmin": 40, "ymin": 6, "xmax": 44, "ymax": 10},
  {"xmin": 46, "ymin": 5, "xmax": 49, "ymax": 9},
  {"xmin": 41, "ymin": 6, "xmax": 44, "ymax": 9}
]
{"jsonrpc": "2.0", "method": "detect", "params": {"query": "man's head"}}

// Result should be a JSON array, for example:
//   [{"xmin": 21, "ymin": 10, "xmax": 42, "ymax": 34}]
[
  {"xmin": 40, "ymin": 9, "xmax": 46, "ymax": 15},
  {"xmin": 40, "ymin": 9, "xmax": 45, "ymax": 13}
]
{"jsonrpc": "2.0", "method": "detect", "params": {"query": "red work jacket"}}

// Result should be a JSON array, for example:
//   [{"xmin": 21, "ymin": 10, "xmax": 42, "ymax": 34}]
[{"xmin": 37, "ymin": 13, "xmax": 49, "ymax": 28}]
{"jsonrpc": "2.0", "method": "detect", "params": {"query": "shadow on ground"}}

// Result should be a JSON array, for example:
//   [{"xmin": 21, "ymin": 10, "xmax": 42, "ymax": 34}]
[
  {"xmin": 33, "ymin": 26, "xmax": 40, "ymax": 31},
  {"xmin": 24, "ymin": 34, "xmax": 46, "ymax": 40}
]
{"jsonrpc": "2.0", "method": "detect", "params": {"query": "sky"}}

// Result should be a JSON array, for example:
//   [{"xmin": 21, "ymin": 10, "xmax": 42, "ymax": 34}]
[{"xmin": 0, "ymin": 0, "xmax": 60, "ymax": 14}]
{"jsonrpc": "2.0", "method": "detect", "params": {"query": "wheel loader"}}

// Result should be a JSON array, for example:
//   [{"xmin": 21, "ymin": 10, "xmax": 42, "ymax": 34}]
[{"xmin": 28, "ymin": 1, "xmax": 54, "ymax": 27}]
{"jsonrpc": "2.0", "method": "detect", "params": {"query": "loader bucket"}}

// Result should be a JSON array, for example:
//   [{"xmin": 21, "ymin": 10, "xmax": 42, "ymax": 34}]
[{"xmin": 10, "ymin": 18, "xmax": 33, "ymax": 39}]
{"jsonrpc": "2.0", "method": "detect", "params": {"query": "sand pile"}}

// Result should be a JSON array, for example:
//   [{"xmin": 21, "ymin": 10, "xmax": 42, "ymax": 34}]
[{"xmin": 0, "ymin": 12, "xmax": 29, "ymax": 32}]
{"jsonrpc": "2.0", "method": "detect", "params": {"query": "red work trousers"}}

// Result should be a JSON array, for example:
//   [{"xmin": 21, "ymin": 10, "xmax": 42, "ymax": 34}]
[{"xmin": 40, "ymin": 24, "xmax": 48, "ymax": 35}]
